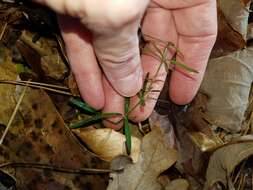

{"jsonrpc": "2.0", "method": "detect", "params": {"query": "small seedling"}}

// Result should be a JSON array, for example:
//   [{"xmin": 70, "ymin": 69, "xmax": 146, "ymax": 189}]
[{"xmin": 68, "ymin": 35, "xmax": 199, "ymax": 155}]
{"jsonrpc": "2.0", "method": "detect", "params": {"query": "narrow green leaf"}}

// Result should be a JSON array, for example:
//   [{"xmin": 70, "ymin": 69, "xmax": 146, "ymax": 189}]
[
  {"xmin": 124, "ymin": 117, "xmax": 131, "ymax": 155},
  {"xmin": 124, "ymin": 97, "xmax": 131, "ymax": 155},
  {"xmin": 170, "ymin": 59, "xmax": 199, "ymax": 74},
  {"xmin": 69, "ymin": 98, "xmax": 97, "ymax": 115},
  {"xmin": 69, "ymin": 112, "xmax": 121, "ymax": 129}
]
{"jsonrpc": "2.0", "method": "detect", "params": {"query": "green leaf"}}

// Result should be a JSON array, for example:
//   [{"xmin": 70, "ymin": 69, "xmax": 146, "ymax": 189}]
[
  {"xmin": 16, "ymin": 64, "xmax": 32, "ymax": 74},
  {"xmin": 124, "ymin": 97, "xmax": 131, "ymax": 155},
  {"xmin": 69, "ymin": 112, "xmax": 121, "ymax": 129},
  {"xmin": 170, "ymin": 59, "xmax": 199, "ymax": 74},
  {"xmin": 69, "ymin": 98, "xmax": 97, "ymax": 115}
]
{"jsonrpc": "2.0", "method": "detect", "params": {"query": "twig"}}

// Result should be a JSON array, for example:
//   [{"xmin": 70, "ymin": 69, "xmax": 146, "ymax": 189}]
[
  {"xmin": 0, "ymin": 80, "xmax": 69, "ymax": 90},
  {"xmin": 0, "ymin": 80, "xmax": 75, "ymax": 97},
  {"xmin": 0, "ymin": 82, "xmax": 28, "ymax": 145},
  {"xmin": 0, "ymin": 162, "xmax": 123, "ymax": 174},
  {"xmin": 0, "ymin": 21, "xmax": 7, "ymax": 40}
]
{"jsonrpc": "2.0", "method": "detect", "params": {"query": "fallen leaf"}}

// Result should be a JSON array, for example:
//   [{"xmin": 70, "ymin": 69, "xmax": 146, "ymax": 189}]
[
  {"xmin": 17, "ymin": 30, "xmax": 68, "ymax": 80},
  {"xmin": 107, "ymin": 127, "xmax": 178, "ymax": 190},
  {"xmin": 72, "ymin": 128, "xmax": 141, "ymax": 163},
  {"xmin": 149, "ymin": 111, "xmax": 177, "ymax": 149},
  {"xmin": 211, "ymin": 8, "xmax": 246, "ymax": 58},
  {"xmin": 165, "ymin": 179, "xmax": 189, "ymax": 190},
  {"xmin": 188, "ymin": 132, "xmax": 221, "ymax": 152},
  {"xmin": 201, "ymin": 47, "xmax": 253, "ymax": 132},
  {"xmin": 204, "ymin": 141, "xmax": 253, "ymax": 189},
  {"xmin": 218, "ymin": 0, "xmax": 250, "ymax": 40}
]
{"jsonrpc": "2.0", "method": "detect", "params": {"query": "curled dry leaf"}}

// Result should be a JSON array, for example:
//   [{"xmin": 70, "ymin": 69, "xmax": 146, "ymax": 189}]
[
  {"xmin": 72, "ymin": 128, "xmax": 141, "ymax": 163},
  {"xmin": 204, "ymin": 141, "xmax": 253, "ymax": 189},
  {"xmin": 188, "ymin": 132, "xmax": 222, "ymax": 152},
  {"xmin": 218, "ymin": 0, "xmax": 250, "ymax": 40},
  {"xmin": 200, "ymin": 47, "xmax": 253, "ymax": 132},
  {"xmin": 165, "ymin": 179, "xmax": 189, "ymax": 190},
  {"xmin": 107, "ymin": 127, "xmax": 178, "ymax": 190}
]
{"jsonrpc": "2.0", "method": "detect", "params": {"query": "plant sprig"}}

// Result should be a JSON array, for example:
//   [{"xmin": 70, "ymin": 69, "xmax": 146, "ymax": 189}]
[{"xmin": 68, "ymin": 35, "xmax": 199, "ymax": 155}]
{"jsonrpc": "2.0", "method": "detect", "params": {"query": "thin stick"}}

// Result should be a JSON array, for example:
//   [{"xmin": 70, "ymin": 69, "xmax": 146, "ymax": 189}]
[
  {"xmin": 0, "ymin": 162, "xmax": 123, "ymax": 174},
  {"xmin": 0, "ymin": 82, "xmax": 28, "ymax": 145},
  {"xmin": 0, "ymin": 21, "xmax": 7, "ymax": 40},
  {"xmin": 0, "ymin": 80, "xmax": 75, "ymax": 96},
  {"xmin": 0, "ymin": 80, "xmax": 69, "ymax": 90}
]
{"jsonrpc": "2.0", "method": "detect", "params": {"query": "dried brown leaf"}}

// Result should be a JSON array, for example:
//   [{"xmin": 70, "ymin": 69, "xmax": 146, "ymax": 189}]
[
  {"xmin": 201, "ymin": 47, "xmax": 253, "ymax": 132},
  {"xmin": 204, "ymin": 141, "xmax": 253, "ymax": 189},
  {"xmin": 107, "ymin": 127, "xmax": 178, "ymax": 190}
]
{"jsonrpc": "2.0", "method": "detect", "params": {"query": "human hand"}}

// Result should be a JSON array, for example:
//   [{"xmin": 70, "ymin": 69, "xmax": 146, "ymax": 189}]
[
  {"xmin": 33, "ymin": 0, "xmax": 150, "ymax": 109},
  {"xmin": 102, "ymin": 0, "xmax": 217, "ymax": 128},
  {"xmin": 33, "ymin": 0, "xmax": 217, "ymax": 129}
]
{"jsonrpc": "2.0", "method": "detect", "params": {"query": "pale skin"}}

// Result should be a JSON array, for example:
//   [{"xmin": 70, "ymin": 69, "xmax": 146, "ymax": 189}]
[{"xmin": 33, "ymin": 0, "xmax": 217, "ymax": 129}]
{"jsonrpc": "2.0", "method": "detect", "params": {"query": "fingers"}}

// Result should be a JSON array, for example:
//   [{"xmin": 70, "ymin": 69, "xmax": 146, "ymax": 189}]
[
  {"xmin": 93, "ymin": 24, "xmax": 143, "ymax": 97},
  {"xmin": 32, "ymin": 0, "xmax": 86, "ymax": 17},
  {"xmin": 152, "ymin": 0, "xmax": 212, "ymax": 9},
  {"xmin": 169, "ymin": 1, "xmax": 217, "ymax": 104},
  {"xmin": 58, "ymin": 15, "xmax": 105, "ymax": 109},
  {"xmin": 128, "ymin": 7, "xmax": 177, "ymax": 122},
  {"xmin": 102, "ymin": 76, "xmax": 124, "ymax": 130}
]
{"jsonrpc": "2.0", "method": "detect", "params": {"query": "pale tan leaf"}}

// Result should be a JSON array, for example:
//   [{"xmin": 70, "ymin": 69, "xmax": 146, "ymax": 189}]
[
  {"xmin": 73, "ymin": 128, "xmax": 141, "ymax": 163},
  {"xmin": 107, "ymin": 127, "xmax": 178, "ymax": 190},
  {"xmin": 165, "ymin": 179, "xmax": 189, "ymax": 190}
]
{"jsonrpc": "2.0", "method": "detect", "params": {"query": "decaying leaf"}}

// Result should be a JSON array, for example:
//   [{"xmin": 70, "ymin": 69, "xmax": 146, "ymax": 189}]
[
  {"xmin": 17, "ymin": 30, "xmax": 68, "ymax": 80},
  {"xmin": 165, "ymin": 179, "xmax": 189, "ymax": 190},
  {"xmin": 72, "ymin": 128, "xmax": 141, "ymax": 163},
  {"xmin": 201, "ymin": 47, "xmax": 253, "ymax": 132},
  {"xmin": 204, "ymin": 141, "xmax": 253, "ymax": 189},
  {"xmin": 107, "ymin": 127, "xmax": 178, "ymax": 190},
  {"xmin": 218, "ymin": 0, "xmax": 250, "ymax": 40},
  {"xmin": 149, "ymin": 111, "xmax": 177, "ymax": 149},
  {"xmin": 0, "ymin": 55, "xmax": 109, "ymax": 189},
  {"xmin": 188, "ymin": 132, "xmax": 221, "ymax": 152},
  {"xmin": 0, "ymin": 54, "xmax": 18, "ymax": 125},
  {"xmin": 211, "ymin": 8, "xmax": 246, "ymax": 58}
]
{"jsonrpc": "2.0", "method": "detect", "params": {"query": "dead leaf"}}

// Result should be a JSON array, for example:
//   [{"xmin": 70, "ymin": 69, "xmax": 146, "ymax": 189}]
[
  {"xmin": 188, "ymin": 132, "xmax": 221, "ymax": 152},
  {"xmin": 72, "ymin": 128, "xmax": 141, "ymax": 163},
  {"xmin": 218, "ymin": 0, "xmax": 250, "ymax": 40},
  {"xmin": 204, "ymin": 141, "xmax": 253, "ymax": 189},
  {"xmin": 149, "ymin": 111, "xmax": 177, "ymax": 149},
  {"xmin": 165, "ymin": 179, "xmax": 189, "ymax": 190},
  {"xmin": 0, "ymin": 52, "xmax": 18, "ymax": 125},
  {"xmin": 211, "ymin": 8, "xmax": 246, "ymax": 58},
  {"xmin": 17, "ymin": 30, "xmax": 68, "ymax": 80},
  {"xmin": 0, "ymin": 54, "xmax": 109, "ymax": 189},
  {"xmin": 107, "ymin": 127, "xmax": 178, "ymax": 190},
  {"xmin": 201, "ymin": 47, "xmax": 253, "ymax": 132}
]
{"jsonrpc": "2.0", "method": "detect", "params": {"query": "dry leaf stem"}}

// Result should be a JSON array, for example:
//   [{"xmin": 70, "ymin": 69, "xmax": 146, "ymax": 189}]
[
  {"xmin": 0, "ymin": 162, "xmax": 123, "ymax": 174},
  {"xmin": 0, "ymin": 82, "xmax": 28, "ymax": 144}
]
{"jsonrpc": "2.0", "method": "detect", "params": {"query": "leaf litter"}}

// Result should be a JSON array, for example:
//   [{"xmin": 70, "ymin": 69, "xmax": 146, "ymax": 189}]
[{"xmin": 1, "ymin": 1, "xmax": 253, "ymax": 190}]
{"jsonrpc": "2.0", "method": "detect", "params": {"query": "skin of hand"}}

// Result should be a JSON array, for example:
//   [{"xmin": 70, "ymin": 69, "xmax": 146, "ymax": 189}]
[{"xmin": 33, "ymin": 0, "xmax": 217, "ymax": 129}]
